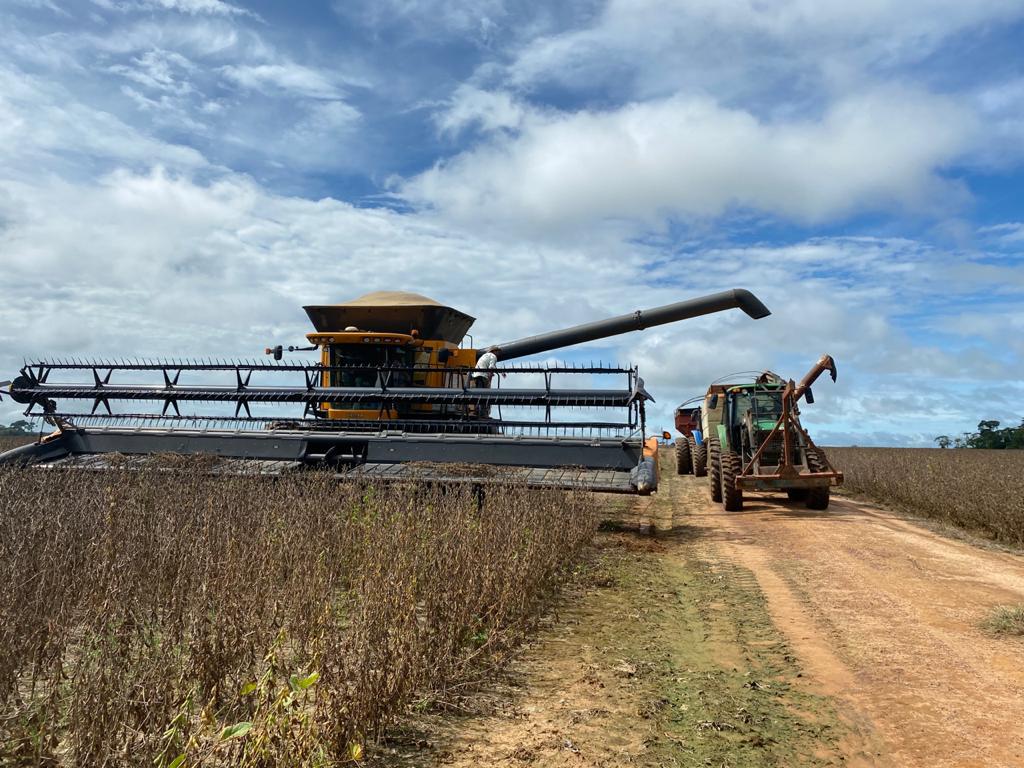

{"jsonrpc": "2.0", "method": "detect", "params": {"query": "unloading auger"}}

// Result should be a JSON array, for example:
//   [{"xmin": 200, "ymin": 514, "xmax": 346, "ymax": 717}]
[{"xmin": 0, "ymin": 289, "xmax": 770, "ymax": 494}]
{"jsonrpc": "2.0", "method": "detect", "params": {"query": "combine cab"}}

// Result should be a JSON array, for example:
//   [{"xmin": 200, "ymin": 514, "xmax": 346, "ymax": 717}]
[
  {"xmin": 703, "ymin": 355, "xmax": 843, "ymax": 511},
  {"xmin": 1, "ymin": 289, "xmax": 770, "ymax": 496}
]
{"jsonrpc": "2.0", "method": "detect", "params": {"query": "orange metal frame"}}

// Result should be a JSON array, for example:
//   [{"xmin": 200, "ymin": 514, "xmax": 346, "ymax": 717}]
[{"xmin": 738, "ymin": 380, "xmax": 843, "ymax": 488}]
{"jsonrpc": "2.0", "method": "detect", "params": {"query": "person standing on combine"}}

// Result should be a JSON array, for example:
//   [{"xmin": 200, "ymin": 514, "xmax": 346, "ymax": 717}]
[{"xmin": 471, "ymin": 346, "xmax": 500, "ymax": 388}]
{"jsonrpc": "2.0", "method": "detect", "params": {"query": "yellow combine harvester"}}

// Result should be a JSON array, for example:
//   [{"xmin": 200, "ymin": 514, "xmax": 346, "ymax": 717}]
[{"xmin": 1, "ymin": 289, "xmax": 770, "ymax": 494}]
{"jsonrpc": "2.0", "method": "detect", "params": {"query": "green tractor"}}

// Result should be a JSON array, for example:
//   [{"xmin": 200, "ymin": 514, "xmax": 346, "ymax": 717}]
[{"xmin": 702, "ymin": 355, "xmax": 843, "ymax": 512}]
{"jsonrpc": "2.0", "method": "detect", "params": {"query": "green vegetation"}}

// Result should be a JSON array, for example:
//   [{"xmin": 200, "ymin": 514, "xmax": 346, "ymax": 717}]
[
  {"xmin": 0, "ymin": 420, "xmax": 35, "ymax": 436},
  {"xmin": 935, "ymin": 419, "xmax": 1024, "ymax": 449},
  {"xmin": 827, "ymin": 447, "xmax": 1024, "ymax": 546},
  {"xmin": 596, "ymin": 527, "xmax": 850, "ymax": 766},
  {"xmin": 982, "ymin": 605, "xmax": 1024, "ymax": 637},
  {"xmin": 0, "ymin": 461, "xmax": 596, "ymax": 766}
]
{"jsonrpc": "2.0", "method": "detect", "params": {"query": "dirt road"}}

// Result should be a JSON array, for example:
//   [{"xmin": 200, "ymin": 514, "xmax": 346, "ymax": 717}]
[
  {"xmin": 375, "ymin": 468, "xmax": 1024, "ymax": 767},
  {"xmin": 699, "ymin": 482, "xmax": 1024, "ymax": 768}
]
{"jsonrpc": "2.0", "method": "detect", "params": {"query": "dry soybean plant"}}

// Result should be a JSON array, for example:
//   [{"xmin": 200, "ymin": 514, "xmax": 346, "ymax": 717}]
[
  {"xmin": 0, "ymin": 437, "xmax": 34, "ymax": 454},
  {"xmin": 0, "ymin": 461, "xmax": 597, "ymax": 766},
  {"xmin": 826, "ymin": 447, "xmax": 1024, "ymax": 547}
]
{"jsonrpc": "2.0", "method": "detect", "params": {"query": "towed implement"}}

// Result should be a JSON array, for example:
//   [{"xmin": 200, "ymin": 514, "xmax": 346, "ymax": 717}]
[
  {"xmin": 673, "ymin": 402, "xmax": 707, "ymax": 477},
  {"xmin": 1, "ymin": 289, "xmax": 770, "ymax": 495},
  {"xmin": 704, "ymin": 355, "xmax": 843, "ymax": 511}
]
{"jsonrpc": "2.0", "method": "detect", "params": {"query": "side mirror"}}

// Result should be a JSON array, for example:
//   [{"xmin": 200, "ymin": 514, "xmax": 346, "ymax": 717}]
[
  {"xmin": 804, "ymin": 387, "xmax": 814, "ymax": 405},
  {"xmin": 265, "ymin": 345, "xmax": 283, "ymax": 361},
  {"xmin": 662, "ymin": 431, "xmax": 672, "ymax": 440},
  {"xmin": 709, "ymin": 394, "xmax": 719, "ymax": 409}
]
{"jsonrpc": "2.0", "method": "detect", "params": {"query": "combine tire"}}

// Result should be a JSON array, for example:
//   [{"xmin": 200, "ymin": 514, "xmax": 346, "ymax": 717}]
[
  {"xmin": 786, "ymin": 488, "xmax": 808, "ymax": 502},
  {"xmin": 690, "ymin": 435, "xmax": 707, "ymax": 477},
  {"xmin": 804, "ymin": 448, "xmax": 831, "ymax": 510},
  {"xmin": 675, "ymin": 438, "xmax": 692, "ymax": 475},
  {"xmin": 707, "ymin": 437, "xmax": 722, "ymax": 502},
  {"xmin": 720, "ymin": 451, "xmax": 744, "ymax": 512}
]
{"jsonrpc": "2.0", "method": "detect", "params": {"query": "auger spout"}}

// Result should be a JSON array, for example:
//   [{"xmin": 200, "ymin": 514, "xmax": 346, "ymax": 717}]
[{"xmin": 491, "ymin": 289, "xmax": 770, "ymax": 361}]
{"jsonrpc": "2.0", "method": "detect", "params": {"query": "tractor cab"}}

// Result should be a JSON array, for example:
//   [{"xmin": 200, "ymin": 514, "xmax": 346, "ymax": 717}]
[{"xmin": 724, "ymin": 383, "xmax": 792, "ymax": 466}]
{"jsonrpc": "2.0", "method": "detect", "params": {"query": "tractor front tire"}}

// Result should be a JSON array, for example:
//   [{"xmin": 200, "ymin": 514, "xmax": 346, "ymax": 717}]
[
  {"xmin": 707, "ymin": 437, "xmax": 722, "ymax": 502},
  {"xmin": 804, "ymin": 448, "xmax": 831, "ymax": 510},
  {"xmin": 690, "ymin": 435, "xmax": 707, "ymax": 477},
  {"xmin": 675, "ymin": 438, "xmax": 692, "ymax": 475},
  {"xmin": 720, "ymin": 451, "xmax": 744, "ymax": 512}
]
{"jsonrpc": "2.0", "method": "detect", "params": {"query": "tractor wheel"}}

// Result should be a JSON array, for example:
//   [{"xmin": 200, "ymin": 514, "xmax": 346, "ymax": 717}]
[
  {"xmin": 675, "ymin": 438, "xmax": 692, "ymax": 475},
  {"xmin": 690, "ymin": 435, "xmax": 708, "ymax": 477},
  {"xmin": 804, "ymin": 448, "xmax": 831, "ymax": 510},
  {"xmin": 720, "ymin": 451, "xmax": 744, "ymax": 512},
  {"xmin": 707, "ymin": 437, "xmax": 722, "ymax": 502},
  {"xmin": 786, "ymin": 488, "xmax": 808, "ymax": 502}
]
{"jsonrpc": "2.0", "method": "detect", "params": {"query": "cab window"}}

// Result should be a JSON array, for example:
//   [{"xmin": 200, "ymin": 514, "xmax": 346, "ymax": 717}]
[{"xmin": 328, "ymin": 345, "xmax": 414, "ymax": 388}]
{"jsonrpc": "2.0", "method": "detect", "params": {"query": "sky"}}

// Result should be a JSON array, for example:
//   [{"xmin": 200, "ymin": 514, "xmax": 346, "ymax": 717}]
[{"xmin": 0, "ymin": 0, "xmax": 1022, "ymax": 445}]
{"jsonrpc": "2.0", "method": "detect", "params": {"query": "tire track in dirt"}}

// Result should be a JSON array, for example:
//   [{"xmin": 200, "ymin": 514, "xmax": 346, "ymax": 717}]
[
  {"xmin": 374, "ymin": 479, "xmax": 874, "ymax": 767},
  {"xmin": 678, "ymin": 474, "xmax": 1024, "ymax": 768}
]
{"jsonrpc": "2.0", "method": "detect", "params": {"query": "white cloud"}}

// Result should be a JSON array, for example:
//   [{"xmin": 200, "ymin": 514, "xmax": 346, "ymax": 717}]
[
  {"xmin": 283, "ymin": 100, "xmax": 361, "ymax": 146},
  {"xmin": 219, "ymin": 63, "xmax": 348, "ymax": 100},
  {"xmin": 0, "ymin": 14, "xmax": 366, "ymax": 173},
  {"xmin": 108, "ymin": 48, "xmax": 196, "ymax": 94},
  {"xmin": 336, "ymin": 0, "xmax": 509, "ymax": 42},
  {"xmin": 436, "ymin": 85, "xmax": 524, "ymax": 135},
  {"xmin": 506, "ymin": 0, "xmax": 1024, "ymax": 99},
  {"xmin": 92, "ymin": 0, "xmax": 250, "ymax": 17},
  {"xmin": 148, "ymin": 0, "xmax": 247, "ymax": 14},
  {"xmin": 0, "ymin": 64, "xmax": 206, "ymax": 176},
  {"xmin": 980, "ymin": 222, "xmax": 1024, "ymax": 245},
  {"xmin": 406, "ymin": 87, "xmax": 975, "ymax": 232},
  {"xmin": 974, "ymin": 77, "xmax": 1024, "ymax": 167},
  {"xmin": 81, "ymin": 18, "xmax": 246, "ymax": 57}
]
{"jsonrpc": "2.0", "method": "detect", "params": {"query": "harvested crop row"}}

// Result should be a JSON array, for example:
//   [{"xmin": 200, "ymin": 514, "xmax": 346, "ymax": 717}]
[
  {"xmin": 826, "ymin": 447, "xmax": 1024, "ymax": 546},
  {"xmin": 0, "ymin": 463, "xmax": 596, "ymax": 766}
]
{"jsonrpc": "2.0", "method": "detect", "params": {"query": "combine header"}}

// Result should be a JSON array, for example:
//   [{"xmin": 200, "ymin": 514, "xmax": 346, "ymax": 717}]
[{"xmin": 1, "ymin": 289, "xmax": 770, "ymax": 495}]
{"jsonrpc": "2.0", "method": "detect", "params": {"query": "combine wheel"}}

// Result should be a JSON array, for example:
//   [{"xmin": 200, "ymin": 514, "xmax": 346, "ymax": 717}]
[
  {"xmin": 690, "ymin": 435, "xmax": 707, "ymax": 477},
  {"xmin": 675, "ymin": 438, "xmax": 692, "ymax": 475},
  {"xmin": 707, "ymin": 437, "xmax": 722, "ymax": 502},
  {"xmin": 720, "ymin": 451, "xmax": 744, "ymax": 512},
  {"xmin": 804, "ymin": 448, "xmax": 831, "ymax": 510}
]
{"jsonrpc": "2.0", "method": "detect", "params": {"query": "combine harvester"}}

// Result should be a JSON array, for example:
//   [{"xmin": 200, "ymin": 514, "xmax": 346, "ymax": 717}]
[{"xmin": 0, "ymin": 289, "xmax": 769, "ymax": 495}]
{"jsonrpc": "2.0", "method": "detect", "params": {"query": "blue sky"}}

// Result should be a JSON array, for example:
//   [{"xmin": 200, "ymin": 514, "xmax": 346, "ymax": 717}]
[{"xmin": 1, "ymin": 0, "xmax": 1022, "ymax": 445}]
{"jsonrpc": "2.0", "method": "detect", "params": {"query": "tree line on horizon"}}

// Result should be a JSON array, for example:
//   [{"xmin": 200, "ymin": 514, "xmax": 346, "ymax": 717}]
[
  {"xmin": 935, "ymin": 420, "xmax": 1024, "ymax": 449},
  {"xmin": 0, "ymin": 420, "xmax": 37, "ymax": 436}
]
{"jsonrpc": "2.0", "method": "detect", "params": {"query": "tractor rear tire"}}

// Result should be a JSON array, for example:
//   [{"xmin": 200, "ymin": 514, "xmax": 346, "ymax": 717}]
[
  {"xmin": 804, "ymin": 448, "xmax": 831, "ymax": 510},
  {"xmin": 720, "ymin": 451, "xmax": 744, "ymax": 512},
  {"xmin": 690, "ymin": 435, "xmax": 707, "ymax": 477},
  {"xmin": 707, "ymin": 437, "xmax": 722, "ymax": 502},
  {"xmin": 675, "ymin": 438, "xmax": 692, "ymax": 475},
  {"xmin": 786, "ymin": 488, "xmax": 808, "ymax": 502}
]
